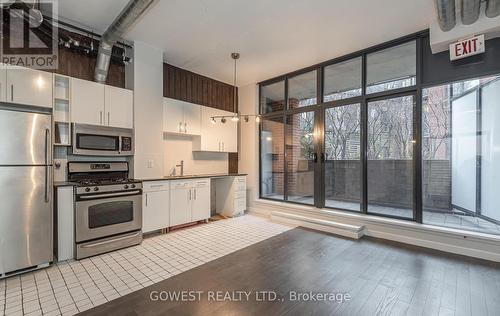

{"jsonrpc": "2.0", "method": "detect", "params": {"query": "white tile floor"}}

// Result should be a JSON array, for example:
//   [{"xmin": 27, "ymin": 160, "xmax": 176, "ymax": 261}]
[{"xmin": 0, "ymin": 215, "xmax": 294, "ymax": 316}]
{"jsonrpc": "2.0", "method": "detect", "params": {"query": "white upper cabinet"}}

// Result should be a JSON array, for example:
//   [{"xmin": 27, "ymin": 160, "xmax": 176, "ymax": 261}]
[
  {"xmin": 4, "ymin": 66, "xmax": 53, "ymax": 108},
  {"xmin": 71, "ymin": 77, "xmax": 133, "ymax": 128},
  {"xmin": 183, "ymin": 102, "xmax": 201, "ymax": 135},
  {"xmin": 193, "ymin": 106, "xmax": 237, "ymax": 152},
  {"xmin": 71, "ymin": 77, "xmax": 105, "ymax": 126},
  {"xmin": 163, "ymin": 98, "xmax": 201, "ymax": 135},
  {"xmin": 105, "ymin": 85, "xmax": 133, "ymax": 129},
  {"xmin": 163, "ymin": 98, "xmax": 184, "ymax": 133}
]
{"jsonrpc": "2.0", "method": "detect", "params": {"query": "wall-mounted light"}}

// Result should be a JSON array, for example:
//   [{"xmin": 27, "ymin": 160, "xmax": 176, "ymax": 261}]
[{"xmin": 221, "ymin": 117, "xmax": 227, "ymax": 124}]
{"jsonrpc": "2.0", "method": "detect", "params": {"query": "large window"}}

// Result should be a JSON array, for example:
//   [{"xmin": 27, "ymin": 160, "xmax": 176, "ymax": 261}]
[
  {"xmin": 260, "ymin": 80, "xmax": 285, "ymax": 114},
  {"xmin": 366, "ymin": 41, "xmax": 416, "ymax": 94},
  {"xmin": 324, "ymin": 104, "xmax": 361, "ymax": 211},
  {"xmin": 367, "ymin": 96, "xmax": 414, "ymax": 218},
  {"xmin": 422, "ymin": 75, "xmax": 500, "ymax": 235},
  {"xmin": 258, "ymin": 31, "xmax": 500, "ymax": 236},
  {"xmin": 288, "ymin": 71, "xmax": 317, "ymax": 108},
  {"xmin": 323, "ymin": 57, "xmax": 362, "ymax": 101}
]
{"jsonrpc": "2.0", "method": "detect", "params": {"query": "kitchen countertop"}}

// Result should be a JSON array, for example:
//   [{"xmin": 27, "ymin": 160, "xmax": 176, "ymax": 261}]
[
  {"xmin": 53, "ymin": 174, "xmax": 247, "ymax": 187},
  {"xmin": 139, "ymin": 173, "xmax": 248, "ymax": 182}
]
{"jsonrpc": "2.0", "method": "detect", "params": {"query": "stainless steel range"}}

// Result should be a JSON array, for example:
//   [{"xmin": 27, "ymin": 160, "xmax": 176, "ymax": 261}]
[{"xmin": 68, "ymin": 162, "xmax": 142, "ymax": 259}]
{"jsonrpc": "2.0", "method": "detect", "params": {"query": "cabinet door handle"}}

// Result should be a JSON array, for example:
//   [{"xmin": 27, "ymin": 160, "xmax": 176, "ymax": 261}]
[
  {"xmin": 222, "ymin": 142, "xmax": 224, "ymax": 152},
  {"xmin": 11, "ymin": 84, "xmax": 13, "ymax": 102},
  {"xmin": 194, "ymin": 188, "xmax": 196, "ymax": 200},
  {"xmin": 107, "ymin": 112, "xmax": 110, "ymax": 126},
  {"xmin": 179, "ymin": 122, "xmax": 182, "ymax": 132},
  {"xmin": 100, "ymin": 111, "xmax": 103, "ymax": 124},
  {"xmin": 184, "ymin": 122, "xmax": 187, "ymax": 133},
  {"xmin": 188, "ymin": 189, "xmax": 191, "ymax": 201},
  {"xmin": 145, "ymin": 193, "xmax": 148, "ymax": 206}
]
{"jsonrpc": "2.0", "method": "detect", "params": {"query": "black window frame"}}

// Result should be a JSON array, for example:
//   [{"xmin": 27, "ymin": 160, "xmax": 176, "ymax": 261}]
[{"xmin": 258, "ymin": 29, "xmax": 500, "ymax": 225}]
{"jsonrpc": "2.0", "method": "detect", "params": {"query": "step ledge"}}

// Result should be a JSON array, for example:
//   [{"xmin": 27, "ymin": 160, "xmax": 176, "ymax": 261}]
[{"xmin": 271, "ymin": 211, "xmax": 365, "ymax": 240}]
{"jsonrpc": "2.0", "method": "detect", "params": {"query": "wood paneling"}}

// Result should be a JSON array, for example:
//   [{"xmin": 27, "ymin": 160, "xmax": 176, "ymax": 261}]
[
  {"xmin": 0, "ymin": 16, "xmax": 125, "ymax": 88},
  {"xmin": 163, "ymin": 63, "xmax": 238, "ymax": 112},
  {"xmin": 164, "ymin": 63, "xmax": 239, "ymax": 172},
  {"xmin": 50, "ymin": 29, "xmax": 126, "ymax": 88},
  {"xmin": 228, "ymin": 152, "xmax": 239, "ymax": 173}
]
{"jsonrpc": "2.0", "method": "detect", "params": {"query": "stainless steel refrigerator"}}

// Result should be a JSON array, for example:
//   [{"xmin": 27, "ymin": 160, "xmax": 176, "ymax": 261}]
[{"xmin": 0, "ymin": 107, "xmax": 53, "ymax": 277}]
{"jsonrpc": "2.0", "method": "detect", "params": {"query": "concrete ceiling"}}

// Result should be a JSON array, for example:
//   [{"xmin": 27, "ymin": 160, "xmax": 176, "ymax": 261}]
[{"xmin": 56, "ymin": 0, "xmax": 435, "ymax": 86}]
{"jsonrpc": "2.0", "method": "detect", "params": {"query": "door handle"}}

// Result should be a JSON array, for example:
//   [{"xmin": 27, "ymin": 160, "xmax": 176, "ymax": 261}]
[
  {"xmin": 81, "ymin": 232, "xmax": 141, "ymax": 248},
  {"xmin": 188, "ymin": 189, "xmax": 192, "ymax": 201},
  {"xmin": 312, "ymin": 152, "xmax": 318, "ymax": 163},
  {"xmin": 320, "ymin": 152, "xmax": 325, "ymax": 163},
  {"xmin": 11, "ymin": 84, "xmax": 13, "ymax": 102},
  {"xmin": 145, "ymin": 193, "xmax": 148, "ymax": 206},
  {"xmin": 107, "ymin": 112, "xmax": 110, "ymax": 126},
  {"xmin": 100, "ymin": 111, "xmax": 103, "ymax": 125}
]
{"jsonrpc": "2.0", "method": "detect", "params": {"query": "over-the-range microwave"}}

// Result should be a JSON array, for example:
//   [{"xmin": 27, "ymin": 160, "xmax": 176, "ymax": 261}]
[{"xmin": 71, "ymin": 123, "xmax": 134, "ymax": 156}]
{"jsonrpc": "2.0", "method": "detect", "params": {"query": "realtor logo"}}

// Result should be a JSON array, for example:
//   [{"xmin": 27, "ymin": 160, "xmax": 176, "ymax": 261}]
[{"xmin": 0, "ymin": 0, "xmax": 58, "ymax": 69}]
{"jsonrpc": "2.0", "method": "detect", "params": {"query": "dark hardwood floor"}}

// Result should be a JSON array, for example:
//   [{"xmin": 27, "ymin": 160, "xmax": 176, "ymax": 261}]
[{"xmin": 80, "ymin": 228, "xmax": 500, "ymax": 316}]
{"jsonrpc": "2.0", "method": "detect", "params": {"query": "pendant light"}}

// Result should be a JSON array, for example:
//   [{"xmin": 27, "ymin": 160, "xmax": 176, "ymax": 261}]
[{"xmin": 209, "ymin": 53, "xmax": 261, "ymax": 124}]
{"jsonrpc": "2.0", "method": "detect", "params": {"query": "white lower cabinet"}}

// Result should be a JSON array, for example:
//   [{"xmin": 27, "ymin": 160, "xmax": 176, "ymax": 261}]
[
  {"xmin": 215, "ymin": 176, "xmax": 247, "ymax": 217},
  {"xmin": 191, "ymin": 179, "xmax": 211, "ymax": 221},
  {"xmin": 170, "ymin": 181, "xmax": 192, "ymax": 226},
  {"xmin": 142, "ymin": 181, "xmax": 170, "ymax": 233},
  {"xmin": 170, "ymin": 178, "xmax": 210, "ymax": 226}
]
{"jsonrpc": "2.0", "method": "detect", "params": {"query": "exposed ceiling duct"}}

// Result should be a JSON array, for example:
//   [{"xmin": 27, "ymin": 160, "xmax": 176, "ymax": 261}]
[
  {"xmin": 486, "ymin": 0, "xmax": 500, "ymax": 18},
  {"xmin": 461, "ymin": 0, "xmax": 481, "ymax": 25},
  {"xmin": 435, "ymin": 0, "xmax": 456, "ymax": 32},
  {"xmin": 94, "ymin": 0, "xmax": 155, "ymax": 83}
]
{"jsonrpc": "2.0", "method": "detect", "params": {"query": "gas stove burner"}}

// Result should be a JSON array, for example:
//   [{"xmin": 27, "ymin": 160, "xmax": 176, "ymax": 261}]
[{"xmin": 76, "ymin": 178, "xmax": 136, "ymax": 186}]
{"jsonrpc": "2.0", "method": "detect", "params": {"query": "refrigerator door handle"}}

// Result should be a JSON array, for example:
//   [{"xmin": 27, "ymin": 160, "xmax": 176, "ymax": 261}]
[{"xmin": 45, "ymin": 128, "xmax": 50, "ymax": 203}]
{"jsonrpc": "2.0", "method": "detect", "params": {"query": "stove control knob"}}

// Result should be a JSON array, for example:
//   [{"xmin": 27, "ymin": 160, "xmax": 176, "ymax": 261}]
[
  {"xmin": 94, "ymin": 187, "xmax": 99, "ymax": 191},
  {"xmin": 85, "ymin": 187, "xmax": 91, "ymax": 192},
  {"xmin": 124, "ymin": 184, "xmax": 129, "ymax": 189},
  {"xmin": 130, "ymin": 184, "xmax": 136, "ymax": 188}
]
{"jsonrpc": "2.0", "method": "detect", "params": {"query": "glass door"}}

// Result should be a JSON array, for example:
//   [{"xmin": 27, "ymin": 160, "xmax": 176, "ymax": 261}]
[
  {"xmin": 324, "ymin": 103, "xmax": 362, "ymax": 212},
  {"xmin": 285, "ymin": 110, "xmax": 318, "ymax": 205},
  {"xmin": 366, "ymin": 94, "xmax": 416, "ymax": 219}
]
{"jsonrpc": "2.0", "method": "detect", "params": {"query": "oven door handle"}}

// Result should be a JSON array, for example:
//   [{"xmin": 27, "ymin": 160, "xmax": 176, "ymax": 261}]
[
  {"xmin": 80, "ymin": 231, "xmax": 141, "ymax": 248},
  {"xmin": 78, "ymin": 190, "xmax": 141, "ymax": 200}
]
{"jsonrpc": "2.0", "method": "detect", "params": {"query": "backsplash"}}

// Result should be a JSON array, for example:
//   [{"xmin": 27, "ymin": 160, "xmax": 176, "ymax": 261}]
[{"xmin": 163, "ymin": 134, "xmax": 228, "ymax": 176}]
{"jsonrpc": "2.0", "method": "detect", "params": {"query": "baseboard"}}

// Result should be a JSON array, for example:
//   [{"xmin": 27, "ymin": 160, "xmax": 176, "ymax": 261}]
[{"xmin": 249, "ymin": 200, "xmax": 500, "ymax": 262}]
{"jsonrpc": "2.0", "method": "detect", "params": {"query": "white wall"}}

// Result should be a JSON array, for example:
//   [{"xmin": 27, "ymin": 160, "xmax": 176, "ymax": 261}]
[
  {"xmin": 163, "ymin": 134, "xmax": 228, "ymax": 175},
  {"xmin": 238, "ymin": 84, "xmax": 260, "ymax": 206},
  {"xmin": 132, "ymin": 41, "xmax": 164, "ymax": 179}
]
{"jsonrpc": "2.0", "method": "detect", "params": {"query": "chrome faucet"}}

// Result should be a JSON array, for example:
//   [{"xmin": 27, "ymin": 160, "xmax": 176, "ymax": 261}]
[{"xmin": 175, "ymin": 160, "xmax": 184, "ymax": 176}]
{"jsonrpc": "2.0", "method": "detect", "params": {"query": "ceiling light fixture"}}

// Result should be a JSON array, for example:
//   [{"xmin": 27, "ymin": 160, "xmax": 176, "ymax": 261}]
[{"xmin": 208, "ymin": 53, "xmax": 262, "ymax": 125}]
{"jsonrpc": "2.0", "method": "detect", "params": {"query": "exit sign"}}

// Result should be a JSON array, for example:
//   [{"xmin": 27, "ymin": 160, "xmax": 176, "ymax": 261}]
[{"xmin": 450, "ymin": 35, "xmax": 485, "ymax": 61}]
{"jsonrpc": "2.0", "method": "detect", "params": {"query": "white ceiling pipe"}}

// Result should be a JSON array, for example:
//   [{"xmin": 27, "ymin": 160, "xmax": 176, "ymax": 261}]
[{"xmin": 94, "ymin": 0, "xmax": 155, "ymax": 83}]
